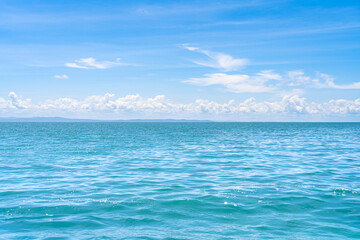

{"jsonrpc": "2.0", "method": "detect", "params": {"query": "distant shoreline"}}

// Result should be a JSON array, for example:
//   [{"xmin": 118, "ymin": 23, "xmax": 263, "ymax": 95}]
[{"xmin": 0, "ymin": 117, "xmax": 213, "ymax": 123}]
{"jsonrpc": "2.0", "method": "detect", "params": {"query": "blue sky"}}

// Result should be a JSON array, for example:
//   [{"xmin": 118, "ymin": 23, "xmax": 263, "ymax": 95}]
[{"xmin": 1, "ymin": 0, "xmax": 360, "ymax": 120}]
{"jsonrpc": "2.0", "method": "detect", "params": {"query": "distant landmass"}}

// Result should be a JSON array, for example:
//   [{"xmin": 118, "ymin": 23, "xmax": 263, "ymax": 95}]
[{"xmin": 0, "ymin": 117, "xmax": 213, "ymax": 122}]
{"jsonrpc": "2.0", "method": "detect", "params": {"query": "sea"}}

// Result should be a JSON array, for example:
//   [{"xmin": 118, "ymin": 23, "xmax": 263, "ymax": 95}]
[{"xmin": 0, "ymin": 122, "xmax": 359, "ymax": 239}]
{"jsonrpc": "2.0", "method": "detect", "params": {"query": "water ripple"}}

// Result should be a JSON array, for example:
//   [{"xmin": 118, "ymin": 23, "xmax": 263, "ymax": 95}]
[{"xmin": 0, "ymin": 122, "xmax": 359, "ymax": 239}]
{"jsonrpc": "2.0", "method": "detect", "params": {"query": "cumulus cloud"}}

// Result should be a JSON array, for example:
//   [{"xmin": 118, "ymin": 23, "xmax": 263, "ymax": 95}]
[
  {"xmin": 65, "ymin": 57, "xmax": 126, "ymax": 69},
  {"xmin": 54, "ymin": 74, "xmax": 69, "ymax": 79},
  {"xmin": 0, "ymin": 97, "xmax": 8, "ymax": 109},
  {"xmin": 1, "ymin": 92, "xmax": 359, "ymax": 118},
  {"xmin": 7, "ymin": 92, "xmax": 32, "ymax": 109},
  {"xmin": 182, "ymin": 45, "xmax": 248, "ymax": 71}
]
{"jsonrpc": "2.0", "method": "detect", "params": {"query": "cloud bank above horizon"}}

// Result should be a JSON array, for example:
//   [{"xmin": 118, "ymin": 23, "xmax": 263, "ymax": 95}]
[{"xmin": 1, "ymin": 92, "xmax": 359, "ymax": 121}]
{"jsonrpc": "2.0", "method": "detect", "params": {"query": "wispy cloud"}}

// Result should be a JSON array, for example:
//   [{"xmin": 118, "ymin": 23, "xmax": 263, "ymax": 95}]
[
  {"xmin": 134, "ymin": 1, "xmax": 269, "ymax": 17},
  {"xmin": 54, "ymin": 74, "xmax": 69, "ymax": 79},
  {"xmin": 185, "ymin": 70, "xmax": 281, "ymax": 93},
  {"xmin": 184, "ymin": 68, "xmax": 360, "ymax": 93},
  {"xmin": 329, "ymin": 82, "xmax": 360, "ymax": 89},
  {"xmin": 179, "ymin": 44, "xmax": 360, "ymax": 93},
  {"xmin": 286, "ymin": 70, "xmax": 360, "ymax": 89},
  {"xmin": 314, "ymin": 73, "xmax": 360, "ymax": 89},
  {"xmin": 65, "ymin": 57, "xmax": 127, "ymax": 69},
  {"xmin": 181, "ymin": 45, "xmax": 249, "ymax": 71},
  {"xmin": 273, "ymin": 23, "xmax": 360, "ymax": 37}
]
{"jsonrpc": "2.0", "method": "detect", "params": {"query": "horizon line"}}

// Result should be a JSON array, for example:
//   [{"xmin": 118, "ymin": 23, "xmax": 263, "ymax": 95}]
[{"xmin": 0, "ymin": 117, "xmax": 359, "ymax": 123}]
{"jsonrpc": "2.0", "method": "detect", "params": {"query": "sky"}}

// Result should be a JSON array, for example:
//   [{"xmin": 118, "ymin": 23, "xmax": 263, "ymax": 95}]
[{"xmin": 0, "ymin": 0, "xmax": 360, "ymax": 121}]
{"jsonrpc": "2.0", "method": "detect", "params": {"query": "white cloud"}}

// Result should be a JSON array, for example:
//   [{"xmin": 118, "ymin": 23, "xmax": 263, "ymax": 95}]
[
  {"xmin": 65, "ymin": 62, "xmax": 89, "ymax": 69},
  {"xmin": 314, "ymin": 73, "xmax": 360, "ymax": 89},
  {"xmin": 184, "ymin": 68, "xmax": 360, "ymax": 93},
  {"xmin": 184, "ymin": 70, "xmax": 281, "ymax": 93},
  {"xmin": 181, "ymin": 45, "xmax": 360, "ymax": 91},
  {"xmin": 7, "ymin": 92, "xmax": 32, "ymax": 109},
  {"xmin": 278, "ymin": 70, "xmax": 360, "ymax": 90},
  {"xmin": 65, "ymin": 57, "xmax": 126, "ymax": 69},
  {"xmin": 1, "ymin": 93, "xmax": 360, "ymax": 119},
  {"xmin": 331, "ymin": 82, "xmax": 360, "ymax": 89},
  {"xmin": 182, "ymin": 45, "xmax": 248, "ymax": 71},
  {"xmin": 286, "ymin": 70, "xmax": 312, "ymax": 86},
  {"xmin": 54, "ymin": 74, "xmax": 69, "ymax": 79},
  {"xmin": 0, "ymin": 97, "xmax": 8, "ymax": 109}
]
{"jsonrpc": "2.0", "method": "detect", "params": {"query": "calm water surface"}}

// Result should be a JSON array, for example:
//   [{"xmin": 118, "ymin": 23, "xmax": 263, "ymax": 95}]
[{"xmin": 0, "ymin": 123, "xmax": 359, "ymax": 239}]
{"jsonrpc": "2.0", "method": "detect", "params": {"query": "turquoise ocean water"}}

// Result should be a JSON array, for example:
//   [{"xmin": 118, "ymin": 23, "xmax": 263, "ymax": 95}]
[{"xmin": 0, "ymin": 122, "xmax": 359, "ymax": 239}]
